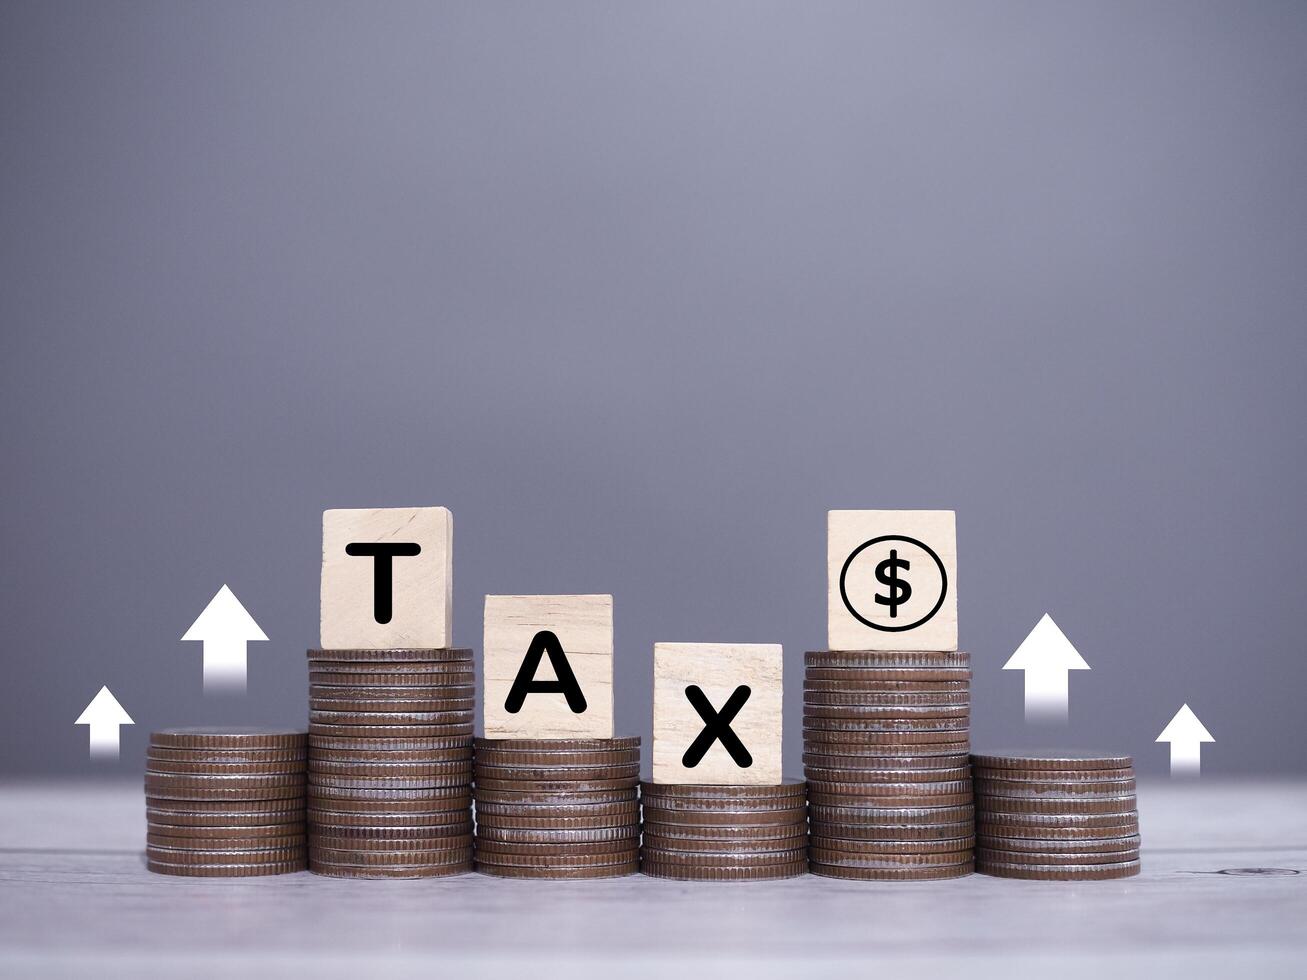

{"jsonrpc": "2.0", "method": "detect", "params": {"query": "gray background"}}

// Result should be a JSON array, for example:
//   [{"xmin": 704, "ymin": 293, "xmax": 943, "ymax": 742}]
[{"xmin": 2, "ymin": 1, "xmax": 1304, "ymax": 777}]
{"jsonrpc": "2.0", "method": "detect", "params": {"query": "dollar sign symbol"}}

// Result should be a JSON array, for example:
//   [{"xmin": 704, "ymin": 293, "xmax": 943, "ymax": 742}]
[{"xmin": 874, "ymin": 549, "xmax": 911, "ymax": 618}]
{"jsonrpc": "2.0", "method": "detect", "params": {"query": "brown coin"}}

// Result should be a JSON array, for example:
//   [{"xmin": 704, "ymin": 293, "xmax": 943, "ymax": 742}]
[
  {"xmin": 473, "ymin": 849, "xmax": 639, "ymax": 869},
  {"xmin": 976, "ymin": 795, "xmax": 1136, "ymax": 816},
  {"xmin": 638, "ymin": 822, "xmax": 809, "ymax": 843},
  {"xmin": 310, "ymin": 748, "xmax": 472, "ymax": 765},
  {"xmin": 309, "ymin": 760, "xmax": 472, "ymax": 777},
  {"xmin": 639, "ymin": 780, "xmax": 807, "ymax": 801},
  {"xmin": 313, "ymin": 833, "xmax": 475, "ymax": 852},
  {"xmin": 309, "ymin": 845, "xmax": 474, "ymax": 866},
  {"xmin": 309, "ymin": 698, "xmax": 476, "ymax": 713},
  {"xmin": 804, "ymin": 679, "xmax": 971, "ymax": 694},
  {"xmin": 146, "ymin": 760, "xmax": 306, "ymax": 775},
  {"xmin": 473, "ymin": 776, "xmax": 638, "ymax": 794},
  {"xmin": 308, "ymin": 784, "xmax": 469, "ymax": 801},
  {"xmin": 640, "ymin": 806, "xmax": 807, "ymax": 826},
  {"xmin": 306, "ymin": 648, "xmax": 474, "ymax": 664},
  {"xmin": 310, "ymin": 860, "xmax": 471, "ymax": 878},
  {"xmin": 979, "ymin": 834, "xmax": 1140, "ymax": 854},
  {"xmin": 147, "ymin": 832, "xmax": 305, "ymax": 850},
  {"xmin": 803, "ymin": 717, "xmax": 969, "ymax": 733},
  {"xmin": 808, "ymin": 790, "xmax": 972, "ymax": 809},
  {"xmin": 472, "ymin": 800, "xmax": 639, "ymax": 820},
  {"xmin": 807, "ymin": 778, "xmax": 971, "ymax": 796},
  {"xmin": 976, "ymin": 858, "xmax": 1140, "ymax": 880},
  {"xmin": 810, "ymin": 835, "xmax": 973, "ymax": 855},
  {"xmin": 306, "ymin": 789, "xmax": 469, "ymax": 812},
  {"xmin": 639, "ymin": 795, "xmax": 805, "ymax": 813},
  {"xmin": 805, "ymin": 667, "xmax": 970, "ymax": 683},
  {"xmin": 807, "ymin": 803, "xmax": 974, "ymax": 825},
  {"xmin": 973, "ymin": 777, "xmax": 1137, "ymax": 797},
  {"xmin": 146, "ymin": 845, "xmax": 305, "ymax": 864},
  {"xmin": 473, "ymin": 787, "xmax": 637, "ymax": 806},
  {"xmin": 970, "ymin": 750, "xmax": 1133, "ymax": 771},
  {"xmin": 149, "ymin": 859, "xmax": 306, "ymax": 877},
  {"xmin": 474, "ymin": 839, "xmax": 637, "ymax": 857},
  {"xmin": 804, "ymin": 766, "xmax": 970, "ymax": 784},
  {"xmin": 805, "ymin": 651, "xmax": 971, "ymax": 669},
  {"xmin": 476, "ymin": 860, "xmax": 638, "ymax": 879},
  {"xmin": 975, "ymin": 846, "xmax": 1139, "ymax": 866},
  {"xmin": 475, "ymin": 825, "xmax": 640, "ymax": 844},
  {"xmin": 144, "ymin": 771, "xmax": 304, "ymax": 789},
  {"xmin": 309, "ymin": 735, "xmax": 472, "ymax": 752},
  {"xmin": 809, "ymin": 847, "xmax": 973, "ymax": 868},
  {"xmin": 803, "ymin": 752, "xmax": 971, "ymax": 770},
  {"xmin": 641, "ymin": 859, "xmax": 808, "ymax": 881},
  {"xmin": 474, "ymin": 763, "xmax": 641, "ymax": 781},
  {"xmin": 308, "ymin": 774, "xmax": 471, "ymax": 790},
  {"xmin": 977, "ymin": 821, "xmax": 1139, "ymax": 842},
  {"xmin": 803, "ymin": 729, "xmax": 970, "ymax": 746},
  {"xmin": 309, "ymin": 723, "xmax": 474, "ymax": 739},
  {"xmin": 146, "ymin": 821, "xmax": 305, "ymax": 839},
  {"xmin": 145, "ymin": 785, "xmax": 305, "ymax": 803},
  {"xmin": 803, "ymin": 704, "xmax": 971, "ymax": 721},
  {"xmin": 810, "ymin": 861, "xmax": 972, "ymax": 881},
  {"xmin": 147, "ymin": 747, "xmax": 306, "ymax": 764},
  {"xmin": 972, "ymin": 766, "xmax": 1134, "ymax": 782},
  {"xmin": 309, "ymin": 709, "xmax": 474, "ymax": 726},
  {"xmin": 309, "ymin": 667, "xmax": 476, "ymax": 682},
  {"xmin": 309, "ymin": 810, "xmax": 472, "ymax": 828},
  {"xmin": 473, "ymin": 813, "xmax": 641, "ymax": 831},
  {"xmin": 641, "ymin": 833, "xmax": 808, "ymax": 854},
  {"xmin": 472, "ymin": 748, "xmax": 641, "ymax": 767},
  {"xmin": 309, "ymin": 685, "xmax": 477, "ymax": 701},
  {"xmin": 810, "ymin": 820, "xmax": 972, "ymax": 842},
  {"xmin": 150, "ymin": 728, "xmax": 307, "ymax": 750},
  {"xmin": 146, "ymin": 806, "xmax": 306, "ymax": 827},
  {"xmin": 976, "ymin": 809, "xmax": 1139, "ymax": 829},
  {"xmin": 636, "ymin": 846, "xmax": 807, "ymax": 866},
  {"xmin": 308, "ymin": 822, "xmax": 473, "ymax": 840},
  {"xmin": 474, "ymin": 737, "xmax": 641, "ymax": 751},
  {"xmin": 805, "ymin": 692, "xmax": 969, "ymax": 707}
]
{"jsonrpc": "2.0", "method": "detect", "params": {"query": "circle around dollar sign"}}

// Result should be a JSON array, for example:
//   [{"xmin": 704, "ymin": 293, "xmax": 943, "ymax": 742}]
[{"xmin": 838, "ymin": 535, "xmax": 948, "ymax": 633}]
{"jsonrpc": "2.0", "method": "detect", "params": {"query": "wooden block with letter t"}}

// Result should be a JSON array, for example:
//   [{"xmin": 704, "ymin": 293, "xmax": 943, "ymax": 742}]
[
  {"xmin": 651, "ymin": 643, "xmax": 783, "ymax": 785},
  {"xmin": 320, "ymin": 507, "xmax": 453, "ymax": 649},
  {"xmin": 482, "ymin": 594, "xmax": 614, "ymax": 739},
  {"xmin": 827, "ymin": 509, "xmax": 957, "ymax": 651}
]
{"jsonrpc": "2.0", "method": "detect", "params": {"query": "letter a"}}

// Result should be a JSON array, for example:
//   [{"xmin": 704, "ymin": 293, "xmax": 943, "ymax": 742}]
[{"xmin": 504, "ymin": 630, "xmax": 588, "ymax": 714}]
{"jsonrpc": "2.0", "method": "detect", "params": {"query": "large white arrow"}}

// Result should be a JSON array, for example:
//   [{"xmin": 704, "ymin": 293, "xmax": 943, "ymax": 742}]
[
  {"xmin": 1156, "ymin": 703, "xmax": 1214, "ymax": 778},
  {"xmin": 181, "ymin": 584, "xmax": 268, "ymax": 693},
  {"xmin": 1002, "ymin": 614, "xmax": 1091, "ymax": 723},
  {"xmin": 74, "ymin": 686, "xmax": 134, "ymax": 760}
]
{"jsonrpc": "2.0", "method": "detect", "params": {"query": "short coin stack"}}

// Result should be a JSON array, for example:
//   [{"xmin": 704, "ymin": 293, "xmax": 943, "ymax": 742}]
[
  {"xmin": 145, "ymin": 727, "xmax": 307, "ymax": 877},
  {"xmin": 803, "ymin": 650, "xmax": 974, "ymax": 880},
  {"xmin": 307, "ymin": 648, "xmax": 475, "ymax": 877},
  {"xmin": 473, "ymin": 737, "xmax": 641, "ymax": 878},
  {"xmin": 640, "ymin": 781, "xmax": 809, "ymax": 880},
  {"xmin": 971, "ymin": 750, "xmax": 1141, "ymax": 880}
]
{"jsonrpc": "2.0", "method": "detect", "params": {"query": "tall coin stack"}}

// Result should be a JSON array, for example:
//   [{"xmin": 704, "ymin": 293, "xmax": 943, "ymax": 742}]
[
  {"xmin": 473, "ymin": 737, "xmax": 641, "ymax": 878},
  {"xmin": 145, "ymin": 727, "xmax": 307, "ymax": 877},
  {"xmin": 306, "ymin": 648, "xmax": 475, "ymax": 878},
  {"xmin": 803, "ymin": 650, "xmax": 974, "ymax": 880},
  {"xmin": 971, "ymin": 750, "xmax": 1141, "ymax": 880},
  {"xmin": 640, "ymin": 781, "xmax": 809, "ymax": 880}
]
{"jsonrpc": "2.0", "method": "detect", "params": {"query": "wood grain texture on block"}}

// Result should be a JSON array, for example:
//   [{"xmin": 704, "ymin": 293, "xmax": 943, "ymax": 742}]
[
  {"xmin": 827, "ymin": 510, "xmax": 957, "ymax": 652},
  {"xmin": 320, "ymin": 507, "xmax": 452, "ymax": 649},
  {"xmin": 651, "ymin": 643, "xmax": 783, "ymax": 785},
  {"xmin": 482, "ymin": 595, "xmax": 614, "ymax": 739}
]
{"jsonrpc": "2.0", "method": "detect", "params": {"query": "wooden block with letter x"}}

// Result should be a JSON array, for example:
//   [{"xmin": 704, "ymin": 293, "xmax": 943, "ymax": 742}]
[
  {"xmin": 320, "ymin": 507, "xmax": 453, "ymax": 649},
  {"xmin": 827, "ymin": 509, "xmax": 957, "ymax": 651},
  {"xmin": 483, "ymin": 595, "xmax": 614, "ymax": 739},
  {"xmin": 651, "ymin": 643, "xmax": 783, "ymax": 785}
]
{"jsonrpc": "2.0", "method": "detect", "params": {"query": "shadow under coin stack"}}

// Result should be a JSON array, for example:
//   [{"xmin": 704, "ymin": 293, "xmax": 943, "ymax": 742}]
[
  {"xmin": 145, "ymin": 727, "xmax": 307, "ymax": 877},
  {"xmin": 473, "ymin": 737, "xmax": 641, "ymax": 878},
  {"xmin": 306, "ymin": 648, "xmax": 475, "ymax": 877},
  {"xmin": 803, "ymin": 650, "xmax": 975, "ymax": 880},
  {"xmin": 639, "ymin": 781, "xmax": 809, "ymax": 880},
  {"xmin": 971, "ymin": 750, "xmax": 1141, "ymax": 880}
]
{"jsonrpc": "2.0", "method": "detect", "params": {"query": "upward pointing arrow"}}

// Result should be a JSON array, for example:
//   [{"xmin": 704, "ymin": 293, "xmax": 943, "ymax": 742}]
[
  {"xmin": 181, "ymin": 584, "xmax": 268, "ymax": 693},
  {"xmin": 1156, "ymin": 704, "xmax": 1214, "ymax": 778},
  {"xmin": 74, "ymin": 686, "xmax": 134, "ymax": 759},
  {"xmin": 1002, "ymin": 614, "xmax": 1091, "ymax": 723}
]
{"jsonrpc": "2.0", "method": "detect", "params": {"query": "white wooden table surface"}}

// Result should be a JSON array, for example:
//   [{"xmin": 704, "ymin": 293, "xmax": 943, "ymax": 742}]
[{"xmin": 1, "ymin": 778, "xmax": 1303, "ymax": 978}]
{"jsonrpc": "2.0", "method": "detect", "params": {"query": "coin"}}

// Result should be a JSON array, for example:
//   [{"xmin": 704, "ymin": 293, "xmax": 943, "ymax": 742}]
[
  {"xmin": 146, "ymin": 822, "xmax": 306, "ymax": 839},
  {"xmin": 308, "ymin": 760, "xmax": 472, "ymax": 777},
  {"xmin": 310, "ymin": 748, "xmax": 471, "ymax": 764},
  {"xmin": 803, "ymin": 705, "xmax": 971, "ymax": 720},
  {"xmin": 475, "ymin": 825, "xmax": 639, "ymax": 844},
  {"xmin": 309, "ymin": 784, "xmax": 470, "ymax": 801},
  {"xmin": 973, "ymin": 766, "xmax": 1134, "ymax": 782},
  {"xmin": 309, "ymin": 709, "xmax": 474, "ymax": 725},
  {"xmin": 802, "ymin": 729, "xmax": 970, "ymax": 746},
  {"xmin": 145, "ymin": 806, "xmax": 306, "ymax": 827},
  {"xmin": 146, "ymin": 760, "xmax": 306, "ymax": 775},
  {"xmin": 147, "ymin": 747, "xmax": 306, "ymax": 764},
  {"xmin": 976, "ymin": 796, "xmax": 1136, "ymax": 816},
  {"xmin": 310, "ymin": 667, "xmax": 476, "ymax": 682},
  {"xmin": 309, "ymin": 845, "xmax": 474, "ymax": 865},
  {"xmin": 803, "ymin": 752, "xmax": 971, "ymax": 770},
  {"xmin": 640, "ymin": 806, "xmax": 808, "ymax": 826},
  {"xmin": 310, "ymin": 810, "xmax": 471, "ymax": 828},
  {"xmin": 147, "ymin": 832, "xmax": 305, "ymax": 850},
  {"xmin": 309, "ymin": 735, "xmax": 472, "ymax": 752},
  {"xmin": 811, "ymin": 820, "xmax": 972, "ymax": 842},
  {"xmin": 308, "ymin": 774, "xmax": 471, "ymax": 790},
  {"xmin": 639, "ymin": 781, "xmax": 807, "ymax": 801},
  {"xmin": 149, "ymin": 859, "xmax": 306, "ymax": 877},
  {"xmin": 973, "ymin": 777, "xmax": 1137, "ymax": 797},
  {"xmin": 804, "ymin": 668, "xmax": 970, "ymax": 683},
  {"xmin": 807, "ymin": 803, "xmax": 974, "ymax": 825},
  {"xmin": 474, "ymin": 839, "xmax": 638, "ymax": 857},
  {"xmin": 641, "ymin": 834, "xmax": 808, "ymax": 854},
  {"xmin": 472, "ymin": 777, "xmax": 637, "ymax": 794},
  {"xmin": 802, "ymin": 717, "xmax": 969, "ymax": 733},
  {"xmin": 810, "ymin": 834, "xmax": 973, "ymax": 854},
  {"xmin": 313, "ymin": 833, "xmax": 475, "ymax": 852},
  {"xmin": 306, "ymin": 648, "xmax": 474, "ymax": 664},
  {"xmin": 810, "ymin": 845, "xmax": 972, "ymax": 867},
  {"xmin": 805, "ymin": 651, "xmax": 970, "ymax": 669},
  {"xmin": 306, "ymin": 790, "xmax": 470, "ymax": 811},
  {"xmin": 145, "ymin": 785, "xmax": 305, "ymax": 802},
  {"xmin": 970, "ymin": 750, "xmax": 1133, "ymax": 771},
  {"xmin": 476, "ymin": 860, "xmax": 638, "ymax": 879},
  {"xmin": 804, "ymin": 766, "xmax": 970, "ymax": 784},
  {"xmin": 310, "ymin": 860, "xmax": 471, "ymax": 878},
  {"xmin": 975, "ymin": 859, "xmax": 1140, "ymax": 880},
  {"xmin": 808, "ymin": 790, "xmax": 972, "ymax": 809},
  {"xmin": 473, "ymin": 737, "xmax": 642, "ymax": 752},
  {"xmin": 472, "ymin": 788, "xmax": 637, "ymax": 806},
  {"xmin": 308, "ymin": 822, "xmax": 473, "ymax": 839},
  {"xmin": 472, "ymin": 814, "xmax": 641, "ymax": 831},
  {"xmin": 473, "ymin": 850, "xmax": 639, "ymax": 869},
  {"xmin": 809, "ymin": 861, "xmax": 972, "ymax": 881},
  {"xmin": 639, "ymin": 795, "xmax": 805, "ymax": 813},
  {"xmin": 641, "ymin": 859, "xmax": 808, "ymax": 881},
  {"xmin": 804, "ymin": 679, "xmax": 970, "ymax": 693},
  {"xmin": 639, "ymin": 822, "xmax": 809, "ymax": 842},
  {"xmin": 309, "ymin": 698, "xmax": 476, "ymax": 713},
  {"xmin": 975, "ymin": 846, "xmax": 1139, "ymax": 866},
  {"xmin": 472, "ymin": 800, "xmax": 639, "ymax": 820},
  {"xmin": 804, "ymin": 692, "xmax": 969, "ymax": 707},
  {"xmin": 473, "ymin": 748, "xmax": 641, "ymax": 767},
  {"xmin": 146, "ymin": 845, "xmax": 305, "ymax": 864},
  {"xmin": 472, "ymin": 764, "xmax": 641, "ymax": 782},
  {"xmin": 309, "ymin": 685, "xmax": 477, "ymax": 701},
  {"xmin": 150, "ymin": 728, "xmax": 307, "ymax": 750},
  {"xmin": 309, "ymin": 724, "xmax": 474, "ymax": 739}
]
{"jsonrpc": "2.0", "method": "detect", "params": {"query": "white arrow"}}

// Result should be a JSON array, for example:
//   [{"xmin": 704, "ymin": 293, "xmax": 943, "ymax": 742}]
[
  {"xmin": 1156, "ymin": 703, "xmax": 1214, "ymax": 778},
  {"xmin": 181, "ymin": 584, "xmax": 268, "ymax": 693},
  {"xmin": 74, "ymin": 686, "xmax": 134, "ymax": 760},
  {"xmin": 1002, "ymin": 614, "xmax": 1091, "ymax": 723}
]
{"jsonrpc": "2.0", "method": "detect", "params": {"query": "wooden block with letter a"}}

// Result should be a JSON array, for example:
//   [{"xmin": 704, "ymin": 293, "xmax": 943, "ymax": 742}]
[
  {"xmin": 651, "ymin": 643, "xmax": 783, "ymax": 785},
  {"xmin": 320, "ymin": 506, "xmax": 453, "ymax": 649},
  {"xmin": 827, "ymin": 509, "xmax": 957, "ymax": 652},
  {"xmin": 482, "ymin": 594, "xmax": 614, "ymax": 739}
]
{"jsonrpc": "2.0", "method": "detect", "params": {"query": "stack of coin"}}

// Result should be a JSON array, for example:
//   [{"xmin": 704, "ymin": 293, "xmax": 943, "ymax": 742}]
[
  {"xmin": 803, "ymin": 650, "xmax": 974, "ymax": 880},
  {"xmin": 640, "ymin": 782, "xmax": 809, "ymax": 881},
  {"xmin": 473, "ymin": 737, "xmax": 641, "ymax": 878},
  {"xmin": 306, "ymin": 648, "xmax": 475, "ymax": 878},
  {"xmin": 145, "ymin": 727, "xmax": 307, "ymax": 877},
  {"xmin": 971, "ymin": 750, "xmax": 1141, "ymax": 880}
]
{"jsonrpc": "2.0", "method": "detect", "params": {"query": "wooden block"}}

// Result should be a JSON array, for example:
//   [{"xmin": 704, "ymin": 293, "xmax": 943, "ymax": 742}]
[
  {"xmin": 483, "ymin": 595, "xmax": 613, "ymax": 739},
  {"xmin": 651, "ymin": 643, "xmax": 783, "ymax": 785},
  {"xmin": 827, "ymin": 509, "xmax": 957, "ymax": 651},
  {"xmin": 320, "ymin": 507, "xmax": 452, "ymax": 649}
]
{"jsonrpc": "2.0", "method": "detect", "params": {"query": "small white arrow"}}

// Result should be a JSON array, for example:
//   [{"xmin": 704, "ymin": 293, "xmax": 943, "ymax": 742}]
[
  {"xmin": 74, "ymin": 686, "xmax": 134, "ymax": 760},
  {"xmin": 181, "ymin": 584, "xmax": 268, "ymax": 693},
  {"xmin": 1002, "ymin": 614, "xmax": 1091, "ymax": 723},
  {"xmin": 1156, "ymin": 703, "xmax": 1214, "ymax": 778}
]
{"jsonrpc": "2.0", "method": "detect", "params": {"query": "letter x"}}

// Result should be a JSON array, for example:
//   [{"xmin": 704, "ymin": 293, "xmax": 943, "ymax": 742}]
[{"xmin": 681, "ymin": 684, "xmax": 753, "ymax": 769}]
